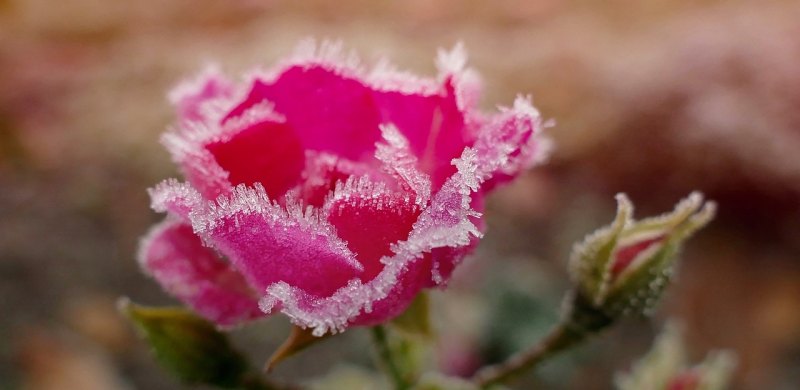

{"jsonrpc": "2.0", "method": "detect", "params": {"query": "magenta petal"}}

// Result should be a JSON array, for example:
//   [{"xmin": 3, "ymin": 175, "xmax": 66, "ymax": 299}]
[
  {"xmin": 373, "ymin": 81, "xmax": 469, "ymax": 189},
  {"xmin": 138, "ymin": 220, "xmax": 262, "ymax": 327},
  {"xmin": 206, "ymin": 116, "xmax": 304, "ymax": 199},
  {"xmin": 475, "ymin": 97, "xmax": 549, "ymax": 191},
  {"xmin": 326, "ymin": 176, "xmax": 422, "ymax": 282},
  {"xmin": 260, "ymin": 153, "xmax": 484, "ymax": 335},
  {"xmin": 148, "ymin": 179, "xmax": 202, "ymax": 221},
  {"xmin": 191, "ymin": 184, "xmax": 364, "ymax": 298},
  {"xmin": 229, "ymin": 67, "xmax": 382, "ymax": 161},
  {"xmin": 297, "ymin": 151, "xmax": 377, "ymax": 207}
]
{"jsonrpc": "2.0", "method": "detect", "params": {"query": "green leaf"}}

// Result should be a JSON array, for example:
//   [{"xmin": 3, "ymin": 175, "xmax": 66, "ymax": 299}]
[
  {"xmin": 119, "ymin": 298, "xmax": 248, "ymax": 388},
  {"xmin": 390, "ymin": 292, "xmax": 432, "ymax": 339}
]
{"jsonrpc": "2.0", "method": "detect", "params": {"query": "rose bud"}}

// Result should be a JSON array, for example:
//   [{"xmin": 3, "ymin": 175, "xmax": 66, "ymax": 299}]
[{"xmin": 564, "ymin": 192, "xmax": 716, "ymax": 332}]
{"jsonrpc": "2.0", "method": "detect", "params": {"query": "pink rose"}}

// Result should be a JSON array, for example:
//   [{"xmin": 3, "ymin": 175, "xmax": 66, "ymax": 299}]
[{"xmin": 139, "ymin": 41, "xmax": 547, "ymax": 335}]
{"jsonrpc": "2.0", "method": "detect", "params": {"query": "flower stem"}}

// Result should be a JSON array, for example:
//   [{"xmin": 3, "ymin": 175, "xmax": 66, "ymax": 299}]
[
  {"xmin": 472, "ymin": 321, "xmax": 582, "ymax": 388},
  {"xmin": 370, "ymin": 325, "xmax": 411, "ymax": 390},
  {"xmin": 472, "ymin": 292, "xmax": 614, "ymax": 388}
]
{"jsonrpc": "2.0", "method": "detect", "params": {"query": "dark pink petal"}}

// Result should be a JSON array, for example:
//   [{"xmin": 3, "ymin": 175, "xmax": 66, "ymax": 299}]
[
  {"xmin": 297, "ymin": 151, "xmax": 377, "ymax": 207},
  {"xmin": 168, "ymin": 66, "xmax": 234, "ymax": 123},
  {"xmin": 138, "ymin": 220, "xmax": 262, "ymax": 327},
  {"xmin": 161, "ymin": 123, "xmax": 231, "ymax": 199},
  {"xmin": 206, "ymin": 117, "xmax": 304, "ymax": 199},
  {"xmin": 326, "ymin": 176, "xmax": 423, "ymax": 282},
  {"xmin": 148, "ymin": 179, "xmax": 202, "ymax": 221},
  {"xmin": 228, "ymin": 66, "xmax": 382, "ymax": 161},
  {"xmin": 373, "ymin": 81, "xmax": 469, "ymax": 190},
  {"xmin": 260, "ymin": 149, "xmax": 485, "ymax": 335},
  {"xmin": 375, "ymin": 125, "xmax": 432, "ymax": 205},
  {"xmin": 162, "ymin": 103, "xmax": 303, "ymax": 200},
  {"xmin": 190, "ymin": 184, "xmax": 364, "ymax": 299},
  {"xmin": 472, "ymin": 96, "xmax": 548, "ymax": 191},
  {"xmin": 371, "ymin": 45, "xmax": 480, "ymax": 190}
]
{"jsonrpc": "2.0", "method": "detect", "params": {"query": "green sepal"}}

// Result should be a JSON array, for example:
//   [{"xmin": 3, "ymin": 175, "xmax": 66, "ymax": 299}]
[{"xmin": 119, "ymin": 298, "xmax": 248, "ymax": 388}]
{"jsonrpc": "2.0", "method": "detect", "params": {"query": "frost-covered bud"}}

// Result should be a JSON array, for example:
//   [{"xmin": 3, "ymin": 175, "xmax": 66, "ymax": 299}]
[
  {"xmin": 568, "ymin": 192, "xmax": 716, "ymax": 321},
  {"xmin": 615, "ymin": 323, "xmax": 736, "ymax": 390}
]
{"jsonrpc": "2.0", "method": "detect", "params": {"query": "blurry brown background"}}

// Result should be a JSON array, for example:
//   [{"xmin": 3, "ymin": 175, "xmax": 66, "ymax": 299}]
[{"xmin": 2, "ymin": 0, "xmax": 800, "ymax": 389}]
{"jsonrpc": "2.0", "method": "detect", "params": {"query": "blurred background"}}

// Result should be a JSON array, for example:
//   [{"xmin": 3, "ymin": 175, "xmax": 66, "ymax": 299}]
[{"xmin": 2, "ymin": 0, "xmax": 800, "ymax": 388}]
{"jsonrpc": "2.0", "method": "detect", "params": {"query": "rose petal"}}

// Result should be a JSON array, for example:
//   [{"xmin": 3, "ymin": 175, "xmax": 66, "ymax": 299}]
[
  {"xmin": 373, "ymin": 81, "xmax": 469, "ymax": 190},
  {"xmin": 474, "ymin": 96, "xmax": 548, "ymax": 191},
  {"xmin": 228, "ymin": 66, "xmax": 382, "ymax": 161},
  {"xmin": 162, "ymin": 102, "xmax": 302, "ymax": 200},
  {"xmin": 138, "ymin": 220, "xmax": 262, "ymax": 327},
  {"xmin": 206, "ymin": 117, "xmax": 304, "ymax": 199},
  {"xmin": 326, "ymin": 176, "xmax": 423, "ymax": 282},
  {"xmin": 190, "ymin": 184, "xmax": 364, "ymax": 298},
  {"xmin": 148, "ymin": 179, "xmax": 202, "ymax": 221},
  {"xmin": 297, "ymin": 151, "xmax": 377, "ymax": 207},
  {"xmin": 260, "ymin": 148, "xmax": 484, "ymax": 335}
]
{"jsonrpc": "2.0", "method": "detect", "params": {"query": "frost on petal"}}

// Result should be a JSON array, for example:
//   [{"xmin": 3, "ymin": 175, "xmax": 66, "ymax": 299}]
[
  {"xmin": 206, "ymin": 117, "xmax": 304, "ymax": 199},
  {"xmin": 191, "ymin": 184, "xmax": 364, "ymax": 299},
  {"xmin": 168, "ymin": 65, "xmax": 234, "ymax": 123},
  {"xmin": 138, "ymin": 220, "xmax": 262, "ymax": 327},
  {"xmin": 163, "ymin": 102, "xmax": 304, "ymax": 200},
  {"xmin": 227, "ymin": 66, "xmax": 382, "ymax": 161},
  {"xmin": 262, "ymin": 150, "xmax": 484, "ymax": 336},
  {"xmin": 372, "ymin": 79, "xmax": 470, "ymax": 190},
  {"xmin": 375, "ymin": 125, "xmax": 432, "ymax": 206},
  {"xmin": 473, "ymin": 96, "xmax": 548, "ymax": 191},
  {"xmin": 326, "ymin": 175, "xmax": 423, "ymax": 282},
  {"xmin": 296, "ymin": 151, "xmax": 378, "ymax": 207},
  {"xmin": 148, "ymin": 179, "xmax": 202, "ymax": 221},
  {"xmin": 161, "ymin": 124, "xmax": 231, "ymax": 199}
]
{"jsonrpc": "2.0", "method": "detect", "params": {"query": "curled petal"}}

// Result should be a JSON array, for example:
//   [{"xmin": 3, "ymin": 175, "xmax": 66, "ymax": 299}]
[
  {"xmin": 262, "ymin": 149, "xmax": 484, "ymax": 336},
  {"xmin": 474, "ymin": 96, "xmax": 549, "ymax": 191},
  {"xmin": 326, "ymin": 175, "xmax": 423, "ymax": 282},
  {"xmin": 138, "ymin": 220, "xmax": 262, "ymax": 327},
  {"xmin": 162, "ymin": 102, "xmax": 302, "ymax": 200},
  {"xmin": 372, "ymin": 79, "xmax": 471, "ymax": 190},
  {"xmin": 229, "ymin": 66, "xmax": 382, "ymax": 161},
  {"xmin": 190, "ymin": 184, "xmax": 364, "ymax": 299},
  {"xmin": 148, "ymin": 179, "xmax": 202, "ymax": 221}
]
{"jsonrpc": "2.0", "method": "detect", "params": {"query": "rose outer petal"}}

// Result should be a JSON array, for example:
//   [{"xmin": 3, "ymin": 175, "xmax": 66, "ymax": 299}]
[
  {"xmin": 190, "ymin": 184, "xmax": 365, "ymax": 299},
  {"xmin": 138, "ymin": 220, "xmax": 262, "ymax": 327},
  {"xmin": 373, "ymin": 80, "xmax": 470, "ymax": 190}
]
